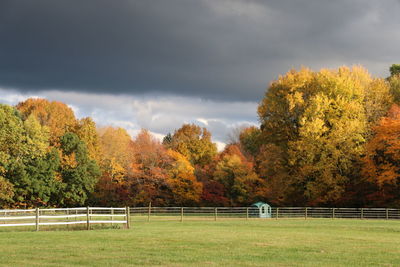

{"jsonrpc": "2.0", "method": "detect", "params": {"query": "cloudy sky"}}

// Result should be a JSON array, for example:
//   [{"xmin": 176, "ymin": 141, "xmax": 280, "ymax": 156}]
[{"xmin": 0, "ymin": 0, "xmax": 399, "ymax": 148}]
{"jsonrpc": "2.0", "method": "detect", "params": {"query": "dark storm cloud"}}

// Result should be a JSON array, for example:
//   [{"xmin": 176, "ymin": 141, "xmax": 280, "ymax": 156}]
[{"xmin": 0, "ymin": 0, "xmax": 399, "ymax": 101}]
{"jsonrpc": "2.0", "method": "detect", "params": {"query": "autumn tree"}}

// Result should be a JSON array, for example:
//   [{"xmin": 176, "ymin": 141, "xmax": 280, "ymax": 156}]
[
  {"xmin": 75, "ymin": 117, "xmax": 101, "ymax": 163},
  {"xmin": 129, "ymin": 129, "xmax": 172, "ymax": 206},
  {"xmin": 166, "ymin": 150, "xmax": 202, "ymax": 206},
  {"xmin": 388, "ymin": 64, "xmax": 400, "ymax": 105},
  {"xmin": 226, "ymin": 125, "xmax": 246, "ymax": 145},
  {"xmin": 0, "ymin": 177, "xmax": 14, "ymax": 207},
  {"xmin": 16, "ymin": 98, "xmax": 77, "ymax": 146},
  {"xmin": 167, "ymin": 124, "xmax": 217, "ymax": 166},
  {"xmin": 212, "ymin": 144, "xmax": 265, "ymax": 206},
  {"xmin": 362, "ymin": 104, "xmax": 400, "ymax": 206},
  {"xmin": 0, "ymin": 104, "xmax": 22, "ymax": 207},
  {"xmin": 98, "ymin": 127, "xmax": 134, "ymax": 172},
  {"xmin": 201, "ymin": 180, "xmax": 229, "ymax": 206},
  {"xmin": 258, "ymin": 66, "xmax": 392, "ymax": 206},
  {"xmin": 239, "ymin": 126, "xmax": 262, "ymax": 158}
]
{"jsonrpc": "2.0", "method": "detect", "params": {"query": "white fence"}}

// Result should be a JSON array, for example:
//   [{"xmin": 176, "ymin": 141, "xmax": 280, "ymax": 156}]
[
  {"xmin": 129, "ymin": 207, "xmax": 400, "ymax": 221},
  {"xmin": 2, "ymin": 206, "xmax": 399, "ymax": 230},
  {"xmin": 0, "ymin": 207, "xmax": 130, "ymax": 230}
]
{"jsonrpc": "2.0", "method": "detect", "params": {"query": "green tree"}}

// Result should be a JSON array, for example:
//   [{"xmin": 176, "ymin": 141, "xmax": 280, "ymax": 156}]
[
  {"xmin": 389, "ymin": 64, "xmax": 400, "ymax": 77},
  {"xmin": 59, "ymin": 132, "xmax": 100, "ymax": 206},
  {"xmin": 0, "ymin": 104, "xmax": 60, "ymax": 207},
  {"xmin": 8, "ymin": 149, "xmax": 60, "ymax": 206},
  {"xmin": 389, "ymin": 75, "xmax": 400, "ymax": 104},
  {"xmin": 387, "ymin": 64, "xmax": 400, "ymax": 104}
]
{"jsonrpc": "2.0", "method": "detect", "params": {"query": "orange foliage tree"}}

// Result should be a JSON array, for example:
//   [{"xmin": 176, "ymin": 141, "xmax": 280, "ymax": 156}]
[
  {"xmin": 129, "ymin": 129, "xmax": 172, "ymax": 206},
  {"xmin": 212, "ymin": 144, "xmax": 266, "ymax": 206},
  {"xmin": 16, "ymin": 98, "xmax": 77, "ymax": 146},
  {"xmin": 363, "ymin": 104, "xmax": 400, "ymax": 206},
  {"xmin": 94, "ymin": 127, "xmax": 134, "ymax": 205}
]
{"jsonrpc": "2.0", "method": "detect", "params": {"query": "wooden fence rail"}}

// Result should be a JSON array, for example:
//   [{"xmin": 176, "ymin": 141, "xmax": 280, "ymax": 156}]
[{"xmin": 0, "ymin": 207, "xmax": 129, "ymax": 231}]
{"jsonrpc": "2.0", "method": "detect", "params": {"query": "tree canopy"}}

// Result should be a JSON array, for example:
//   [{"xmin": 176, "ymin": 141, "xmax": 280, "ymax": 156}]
[{"xmin": 1, "ymin": 64, "xmax": 400, "ymax": 208}]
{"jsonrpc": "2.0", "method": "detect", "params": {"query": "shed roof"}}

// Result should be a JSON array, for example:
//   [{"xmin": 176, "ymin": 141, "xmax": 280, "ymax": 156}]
[{"xmin": 252, "ymin": 202, "xmax": 271, "ymax": 208}]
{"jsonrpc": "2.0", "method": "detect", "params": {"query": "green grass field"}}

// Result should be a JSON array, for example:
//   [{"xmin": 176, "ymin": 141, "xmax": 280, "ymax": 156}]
[{"xmin": 0, "ymin": 219, "xmax": 399, "ymax": 266}]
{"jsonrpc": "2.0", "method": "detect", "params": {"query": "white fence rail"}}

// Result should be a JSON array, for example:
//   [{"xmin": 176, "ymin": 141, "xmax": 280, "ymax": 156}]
[
  {"xmin": 0, "ymin": 207, "xmax": 130, "ymax": 230},
  {"xmin": 129, "ymin": 207, "xmax": 400, "ymax": 221}
]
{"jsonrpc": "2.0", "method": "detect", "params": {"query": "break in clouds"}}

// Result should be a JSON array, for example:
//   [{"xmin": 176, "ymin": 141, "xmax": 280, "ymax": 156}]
[{"xmin": 1, "ymin": 0, "xmax": 400, "ymax": 144}]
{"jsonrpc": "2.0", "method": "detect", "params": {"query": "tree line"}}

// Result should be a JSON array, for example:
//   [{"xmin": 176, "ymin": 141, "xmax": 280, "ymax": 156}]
[{"xmin": 1, "ymin": 65, "xmax": 400, "ymax": 208}]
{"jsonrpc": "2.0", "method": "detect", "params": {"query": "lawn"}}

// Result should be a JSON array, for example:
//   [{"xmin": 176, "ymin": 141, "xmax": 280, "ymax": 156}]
[{"xmin": 0, "ymin": 219, "xmax": 399, "ymax": 266}]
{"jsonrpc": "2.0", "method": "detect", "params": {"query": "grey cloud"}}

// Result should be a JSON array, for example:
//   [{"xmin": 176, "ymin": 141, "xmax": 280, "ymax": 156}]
[
  {"xmin": 1, "ymin": 0, "xmax": 399, "ymax": 101},
  {"xmin": 0, "ymin": 88, "xmax": 257, "ymax": 146}
]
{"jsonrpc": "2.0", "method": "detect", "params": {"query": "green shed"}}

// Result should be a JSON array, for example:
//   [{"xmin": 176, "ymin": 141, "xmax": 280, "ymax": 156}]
[{"xmin": 251, "ymin": 202, "xmax": 272, "ymax": 218}]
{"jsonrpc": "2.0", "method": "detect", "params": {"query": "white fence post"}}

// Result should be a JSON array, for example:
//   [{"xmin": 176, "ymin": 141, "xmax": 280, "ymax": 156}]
[
  {"xmin": 86, "ymin": 206, "xmax": 90, "ymax": 230},
  {"xmin": 35, "ymin": 207, "xmax": 39, "ymax": 232}
]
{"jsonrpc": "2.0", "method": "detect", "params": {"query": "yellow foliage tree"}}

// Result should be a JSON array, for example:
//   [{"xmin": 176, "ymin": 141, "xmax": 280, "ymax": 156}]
[
  {"xmin": 258, "ymin": 66, "xmax": 392, "ymax": 205},
  {"xmin": 166, "ymin": 150, "xmax": 202, "ymax": 205}
]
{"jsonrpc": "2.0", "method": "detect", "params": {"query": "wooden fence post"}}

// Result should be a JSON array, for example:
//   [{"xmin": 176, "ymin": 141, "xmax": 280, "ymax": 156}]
[
  {"xmin": 276, "ymin": 208, "xmax": 279, "ymax": 220},
  {"xmin": 361, "ymin": 208, "xmax": 364, "ymax": 220},
  {"xmin": 332, "ymin": 208, "xmax": 335, "ymax": 219},
  {"xmin": 86, "ymin": 206, "xmax": 90, "ymax": 230},
  {"xmin": 180, "ymin": 207, "xmax": 184, "ymax": 222},
  {"xmin": 305, "ymin": 207, "xmax": 308, "ymax": 220},
  {"xmin": 214, "ymin": 208, "xmax": 217, "ymax": 221},
  {"xmin": 35, "ymin": 207, "xmax": 39, "ymax": 232},
  {"xmin": 126, "ymin": 207, "xmax": 130, "ymax": 229},
  {"xmin": 148, "ymin": 202, "xmax": 151, "ymax": 222},
  {"xmin": 246, "ymin": 208, "xmax": 249, "ymax": 220},
  {"xmin": 386, "ymin": 208, "xmax": 389, "ymax": 220},
  {"xmin": 111, "ymin": 208, "xmax": 114, "ymax": 226}
]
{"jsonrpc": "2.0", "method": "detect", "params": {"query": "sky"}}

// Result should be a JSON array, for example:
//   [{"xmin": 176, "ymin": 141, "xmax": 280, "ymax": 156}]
[{"xmin": 0, "ymin": 0, "xmax": 399, "ymax": 149}]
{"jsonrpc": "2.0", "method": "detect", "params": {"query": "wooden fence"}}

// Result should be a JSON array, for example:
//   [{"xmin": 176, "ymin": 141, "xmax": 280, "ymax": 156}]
[
  {"xmin": 0, "ymin": 207, "xmax": 129, "ymax": 230},
  {"xmin": 129, "ymin": 207, "xmax": 400, "ymax": 221}
]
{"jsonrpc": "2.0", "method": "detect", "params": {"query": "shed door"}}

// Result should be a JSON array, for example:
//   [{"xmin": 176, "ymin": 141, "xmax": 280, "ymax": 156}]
[{"xmin": 260, "ymin": 206, "xmax": 267, "ymax": 218}]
